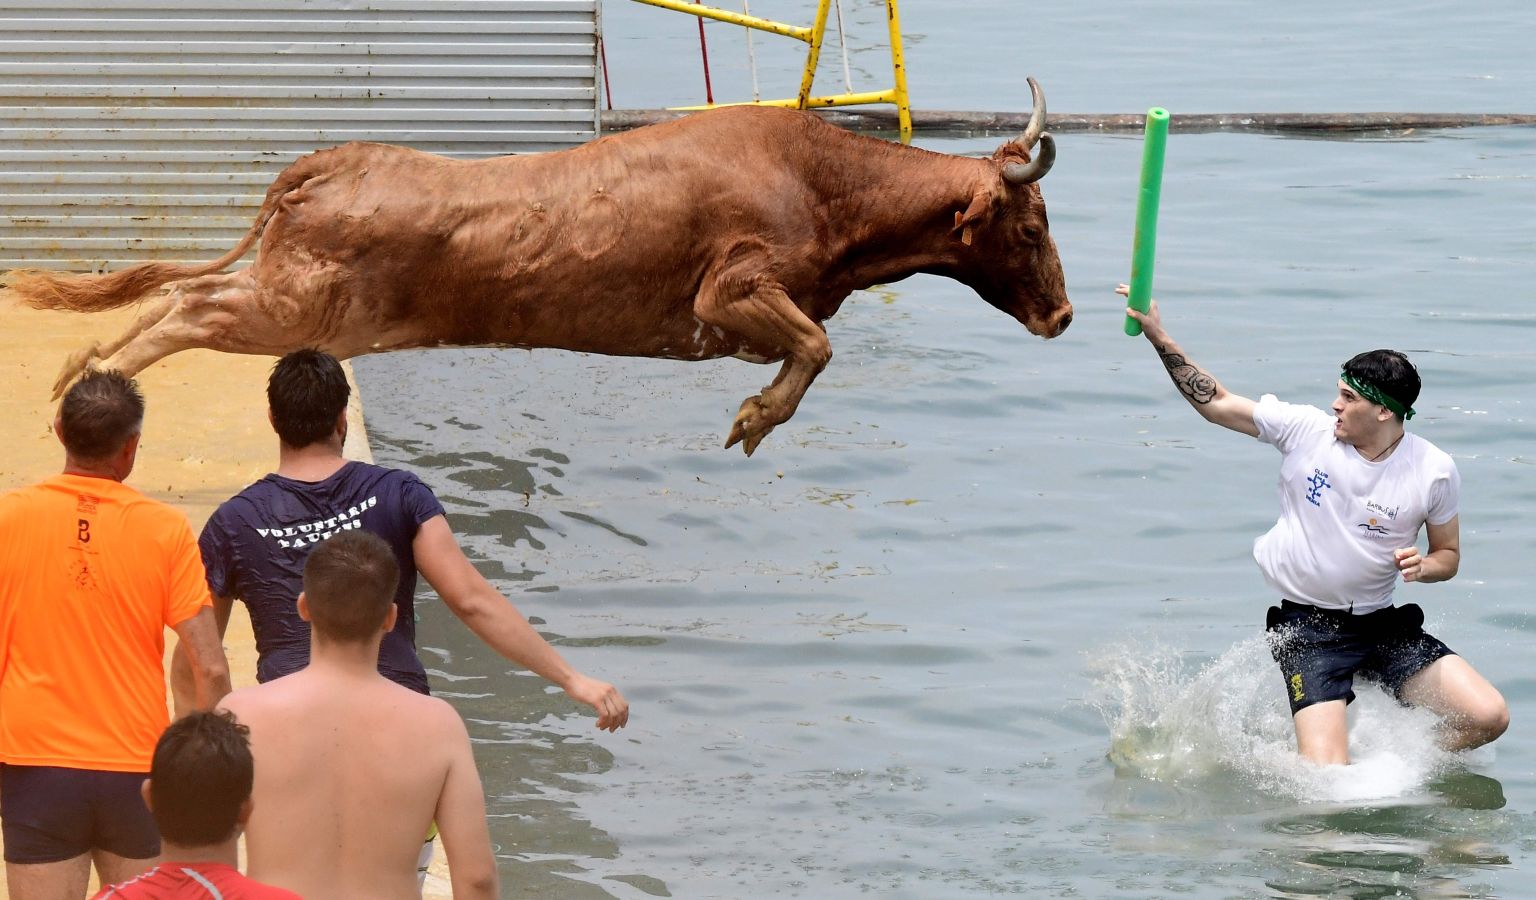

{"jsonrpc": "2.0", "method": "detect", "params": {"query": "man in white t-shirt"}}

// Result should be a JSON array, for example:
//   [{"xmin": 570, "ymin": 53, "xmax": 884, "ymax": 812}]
[{"xmin": 1123, "ymin": 286, "xmax": 1508, "ymax": 765}]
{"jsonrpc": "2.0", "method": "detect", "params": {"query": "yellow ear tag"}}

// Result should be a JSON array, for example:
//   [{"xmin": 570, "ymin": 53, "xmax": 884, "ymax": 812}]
[{"xmin": 953, "ymin": 211, "xmax": 973, "ymax": 246}]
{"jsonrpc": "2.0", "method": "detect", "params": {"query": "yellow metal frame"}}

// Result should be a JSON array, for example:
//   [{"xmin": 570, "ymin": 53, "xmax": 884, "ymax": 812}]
[{"xmin": 630, "ymin": 0, "xmax": 913, "ymax": 143}]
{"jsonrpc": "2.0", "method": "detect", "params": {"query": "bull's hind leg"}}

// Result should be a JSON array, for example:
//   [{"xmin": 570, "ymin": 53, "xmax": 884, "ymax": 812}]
[
  {"xmin": 52, "ymin": 340, "xmax": 107, "ymax": 401},
  {"xmin": 49, "ymin": 290, "xmax": 180, "ymax": 399},
  {"xmin": 695, "ymin": 263, "xmax": 831, "ymax": 456},
  {"xmin": 87, "ymin": 270, "xmax": 305, "ymax": 387}
]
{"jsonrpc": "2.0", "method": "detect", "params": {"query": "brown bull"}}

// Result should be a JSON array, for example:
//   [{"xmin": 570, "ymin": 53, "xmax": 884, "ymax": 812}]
[{"xmin": 5, "ymin": 78, "xmax": 1071, "ymax": 455}]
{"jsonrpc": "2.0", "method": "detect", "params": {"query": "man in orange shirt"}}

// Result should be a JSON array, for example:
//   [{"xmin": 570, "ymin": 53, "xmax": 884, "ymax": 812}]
[{"xmin": 0, "ymin": 370, "xmax": 231, "ymax": 900}]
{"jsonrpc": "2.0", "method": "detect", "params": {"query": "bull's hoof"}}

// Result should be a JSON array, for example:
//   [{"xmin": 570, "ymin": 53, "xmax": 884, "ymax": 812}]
[
  {"xmin": 725, "ymin": 395, "xmax": 773, "ymax": 457},
  {"xmin": 51, "ymin": 342, "xmax": 102, "ymax": 400}
]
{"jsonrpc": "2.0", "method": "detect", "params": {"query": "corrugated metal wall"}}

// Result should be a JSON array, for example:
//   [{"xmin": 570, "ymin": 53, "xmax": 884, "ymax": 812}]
[{"xmin": 0, "ymin": 0, "xmax": 599, "ymax": 271}]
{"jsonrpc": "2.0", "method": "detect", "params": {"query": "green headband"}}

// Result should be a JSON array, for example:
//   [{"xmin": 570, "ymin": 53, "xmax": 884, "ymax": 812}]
[{"xmin": 1341, "ymin": 372, "xmax": 1415, "ymax": 420}]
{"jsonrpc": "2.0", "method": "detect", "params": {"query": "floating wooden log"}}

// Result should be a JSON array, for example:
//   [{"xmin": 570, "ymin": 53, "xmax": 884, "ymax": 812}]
[{"xmin": 602, "ymin": 109, "xmax": 1536, "ymax": 137}]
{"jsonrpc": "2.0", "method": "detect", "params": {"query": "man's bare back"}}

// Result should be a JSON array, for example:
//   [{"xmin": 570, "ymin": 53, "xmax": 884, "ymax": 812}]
[{"xmin": 220, "ymin": 665, "xmax": 496, "ymax": 900}]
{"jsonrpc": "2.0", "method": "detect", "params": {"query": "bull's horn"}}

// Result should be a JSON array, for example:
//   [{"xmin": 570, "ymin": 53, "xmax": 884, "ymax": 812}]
[
  {"xmin": 1002, "ymin": 133, "xmax": 1056, "ymax": 185},
  {"xmin": 1019, "ymin": 76, "xmax": 1047, "ymax": 149}
]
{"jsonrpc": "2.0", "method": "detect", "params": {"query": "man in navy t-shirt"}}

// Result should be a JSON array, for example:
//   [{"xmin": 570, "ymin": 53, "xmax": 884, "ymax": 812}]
[
  {"xmin": 176, "ymin": 349, "xmax": 628, "ymax": 730},
  {"xmin": 199, "ymin": 463, "xmax": 442, "ymax": 692}
]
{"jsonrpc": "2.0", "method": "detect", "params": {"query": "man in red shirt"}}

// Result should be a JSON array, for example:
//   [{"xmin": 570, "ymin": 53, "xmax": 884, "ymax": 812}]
[{"xmin": 93, "ymin": 711, "xmax": 298, "ymax": 899}]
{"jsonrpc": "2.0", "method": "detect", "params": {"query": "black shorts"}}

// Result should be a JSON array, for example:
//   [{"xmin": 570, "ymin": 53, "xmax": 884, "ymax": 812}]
[
  {"xmin": 1265, "ymin": 600, "xmax": 1455, "ymax": 715},
  {"xmin": 0, "ymin": 765, "xmax": 159, "ymax": 864}
]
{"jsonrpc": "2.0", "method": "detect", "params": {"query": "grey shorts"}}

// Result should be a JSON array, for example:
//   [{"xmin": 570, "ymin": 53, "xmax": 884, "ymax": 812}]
[{"xmin": 1265, "ymin": 600, "xmax": 1454, "ymax": 715}]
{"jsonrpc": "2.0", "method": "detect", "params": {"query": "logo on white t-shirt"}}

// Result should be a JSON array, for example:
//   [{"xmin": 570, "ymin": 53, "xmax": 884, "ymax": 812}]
[
  {"xmin": 1356, "ymin": 518, "xmax": 1390, "ymax": 538},
  {"xmin": 1304, "ymin": 468, "xmax": 1331, "ymax": 506},
  {"xmin": 1365, "ymin": 499, "xmax": 1400, "ymax": 520},
  {"xmin": 1356, "ymin": 499, "xmax": 1402, "ymax": 539}
]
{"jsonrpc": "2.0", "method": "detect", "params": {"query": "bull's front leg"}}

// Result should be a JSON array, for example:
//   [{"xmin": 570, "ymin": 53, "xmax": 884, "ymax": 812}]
[{"xmin": 695, "ymin": 266, "xmax": 831, "ymax": 456}]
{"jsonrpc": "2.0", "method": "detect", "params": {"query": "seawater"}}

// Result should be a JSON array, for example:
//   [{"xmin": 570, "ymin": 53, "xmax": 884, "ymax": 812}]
[{"xmin": 354, "ymin": 2, "xmax": 1535, "ymax": 896}]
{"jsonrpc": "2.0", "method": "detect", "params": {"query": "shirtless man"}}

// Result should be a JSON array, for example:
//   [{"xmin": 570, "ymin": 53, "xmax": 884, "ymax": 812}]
[
  {"xmin": 179, "ymin": 348, "xmax": 623, "ymax": 881},
  {"xmin": 219, "ymin": 531, "xmax": 497, "ymax": 900}
]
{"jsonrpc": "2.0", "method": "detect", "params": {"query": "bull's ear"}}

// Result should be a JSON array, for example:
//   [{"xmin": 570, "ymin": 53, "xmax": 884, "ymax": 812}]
[{"xmin": 951, "ymin": 184, "xmax": 994, "ymax": 246}]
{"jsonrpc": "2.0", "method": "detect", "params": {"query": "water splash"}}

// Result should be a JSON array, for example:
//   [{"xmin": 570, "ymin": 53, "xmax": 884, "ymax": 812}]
[{"xmin": 1088, "ymin": 636, "xmax": 1465, "ymax": 803}]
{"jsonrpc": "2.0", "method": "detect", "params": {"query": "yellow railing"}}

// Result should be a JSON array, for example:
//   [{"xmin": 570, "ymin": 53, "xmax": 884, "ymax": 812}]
[{"xmin": 630, "ymin": 0, "xmax": 913, "ymax": 143}]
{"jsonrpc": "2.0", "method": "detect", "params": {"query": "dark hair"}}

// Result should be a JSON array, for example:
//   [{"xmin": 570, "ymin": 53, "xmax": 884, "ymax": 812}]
[
  {"xmin": 303, "ymin": 530, "xmax": 400, "ymax": 641},
  {"xmin": 57, "ymin": 370, "xmax": 144, "ymax": 461},
  {"xmin": 1342, "ymin": 349, "xmax": 1421, "ymax": 420},
  {"xmin": 149, "ymin": 710, "xmax": 253, "ymax": 846},
  {"xmin": 267, "ymin": 349, "xmax": 350, "ymax": 448}
]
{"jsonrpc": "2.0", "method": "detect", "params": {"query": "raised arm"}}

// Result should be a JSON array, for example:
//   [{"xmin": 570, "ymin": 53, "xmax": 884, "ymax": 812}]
[
  {"xmin": 1120, "ymin": 285, "xmax": 1259, "ymax": 437},
  {"xmin": 412, "ymin": 515, "xmax": 629, "ymax": 731}
]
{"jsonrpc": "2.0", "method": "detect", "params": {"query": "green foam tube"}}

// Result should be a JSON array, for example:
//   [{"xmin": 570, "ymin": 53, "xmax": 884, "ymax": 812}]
[{"xmin": 1124, "ymin": 106, "xmax": 1170, "ymax": 336}]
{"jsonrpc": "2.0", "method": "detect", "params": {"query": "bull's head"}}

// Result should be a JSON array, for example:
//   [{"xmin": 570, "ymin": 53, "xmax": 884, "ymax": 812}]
[{"xmin": 950, "ymin": 77, "xmax": 1072, "ymax": 340}]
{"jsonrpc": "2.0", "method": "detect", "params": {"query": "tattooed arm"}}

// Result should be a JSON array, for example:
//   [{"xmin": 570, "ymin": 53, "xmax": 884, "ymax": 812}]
[{"xmin": 1119, "ymin": 285, "xmax": 1259, "ymax": 437}]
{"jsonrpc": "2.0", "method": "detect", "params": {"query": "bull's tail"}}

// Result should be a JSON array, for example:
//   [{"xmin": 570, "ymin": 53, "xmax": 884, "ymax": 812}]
[{"xmin": 2, "ymin": 154, "xmax": 322, "ymax": 313}]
